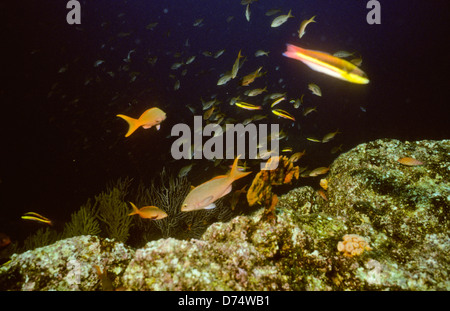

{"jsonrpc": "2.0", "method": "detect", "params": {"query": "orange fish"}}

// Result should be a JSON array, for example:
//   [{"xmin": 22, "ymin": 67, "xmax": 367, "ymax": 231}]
[
  {"xmin": 181, "ymin": 155, "xmax": 251, "ymax": 212},
  {"xmin": 397, "ymin": 157, "xmax": 423, "ymax": 166},
  {"xmin": 317, "ymin": 189, "xmax": 328, "ymax": 201},
  {"xmin": 128, "ymin": 202, "xmax": 168, "ymax": 220},
  {"xmin": 117, "ymin": 107, "xmax": 166, "ymax": 137}
]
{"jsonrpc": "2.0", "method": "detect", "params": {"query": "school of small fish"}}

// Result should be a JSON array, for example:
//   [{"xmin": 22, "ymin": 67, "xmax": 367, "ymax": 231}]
[{"xmin": 23, "ymin": 2, "xmax": 374, "ymax": 236}]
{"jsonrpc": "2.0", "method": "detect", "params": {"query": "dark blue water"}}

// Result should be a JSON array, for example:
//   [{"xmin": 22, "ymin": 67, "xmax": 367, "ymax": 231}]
[{"xmin": 1, "ymin": 0, "xmax": 449, "ymax": 243}]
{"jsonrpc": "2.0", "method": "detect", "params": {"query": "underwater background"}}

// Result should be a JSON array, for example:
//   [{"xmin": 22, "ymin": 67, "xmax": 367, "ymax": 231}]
[{"xmin": 1, "ymin": 0, "xmax": 449, "ymax": 250}]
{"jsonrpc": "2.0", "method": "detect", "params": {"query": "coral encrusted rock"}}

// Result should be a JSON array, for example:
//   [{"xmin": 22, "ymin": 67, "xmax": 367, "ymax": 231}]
[{"xmin": 1, "ymin": 139, "xmax": 448, "ymax": 290}]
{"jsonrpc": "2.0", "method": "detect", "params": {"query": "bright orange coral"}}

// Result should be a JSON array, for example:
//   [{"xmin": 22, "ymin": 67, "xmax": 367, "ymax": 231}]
[{"xmin": 337, "ymin": 234, "xmax": 372, "ymax": 257}]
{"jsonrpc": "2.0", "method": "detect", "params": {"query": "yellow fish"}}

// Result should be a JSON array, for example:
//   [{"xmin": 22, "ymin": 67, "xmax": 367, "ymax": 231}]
[
  {"xmin": 306, "ymin": 137, "xmax": 322, "ymax": 143},
  {"xmin": 185, "ymin": 55, "xmax": 196, "ymax": 64},
  {"xmin": 246, "ymin": 86, "xmax": 267, "ymax": 97},
  {"xmin": 255, "ymin": 50, "xmax": 269, "ymax": 57},
  {"xmin": 181, "ymin": 156, "xmax": 251, "ymax": 212},
  {"xmin": 289, "ymin": 150, "xmax": 306, "ymax": 162},
  {"xmin": 193, "ymin": 19, "xmax": 204, "ymax": 27},
  {"xmin": 293, "ymin": 94, "xmax": 304, "ymax": 108},
  {"xmin": 203, "ymin": 106, "xmax": 215, "ymax": 120},
  {"xmin": 322, "ymin": 129, "xmax": 341, "ymax": 143},
  {"xmin": 319, "ymin": 178, "xmax": 328, "ymax": 190},
  {"xmin": 331, "ymin": 144, "xmax": 343, "ymax": 154},
  {"xmin": 217, "ymin": 73, "xmax": 233, "ymax": 85},
  {"xmin": 214, "ymin": 49, "xmax": 225, "ymax": 59},
  {"xmin": 241, "ymin": 66, "xmax": 263, "ymax": 86},
  {"xmin": 235, "ymin": 102, "xmax": 262, "ymax": 110},
  {"xmin": 265, "ymin": 9, "xmax": 281, "ymax": 16},
  {"xmin": 269, "ymin": 93, "xmax": 286, "ymax": 100},
  {"xmin": 271, "ymin": 108, "xmax": 295, "ymax": 121},
  {"xmin": 298, "ymin": 15, "xmax": 316, "ymax": 38},
  {"xmin": 351, "ymin": 57, "xmax": 363, "ymax": 67},
  {"xmin": 231, "ymin": 50, "xmax": 244, "ymax": 79},
  {"xmin": 308, "ymin": 83, "xmax": 322, "ymax": 96},
  {"xmin": 303, "ymin": 106, "xmax": 317, "ymax": 116},
  {"xmin": 245, "ymin": 4, "xmax": 250, "ymax": 22},
  {"xmin": 270, "ymin": 97, "xmax": 286, "ymax": 108},
  {"xmin": 21, "ymin": 212, "xmax": 53, "ymax": 226},
  {"xmin": 309, "ymin": 166, "xmax": 330, "ymax": 177},
  {"xmin": 283, "ymin": 44, "xmax": 369, "ymax": 84},
  {"xmin": 271, "ymin": 10, "xmax": 294, "ymax": 27},
  {"xmin": 117, "ymin": 107, "xmax": 166, "ymax": 137},
  {"xmin": 333, "ymin": 50, "xmax": 355, "ymax": 58},
  {"xmin": 128, "ymin": 202, "xmax": 168, "ymax": 220}
]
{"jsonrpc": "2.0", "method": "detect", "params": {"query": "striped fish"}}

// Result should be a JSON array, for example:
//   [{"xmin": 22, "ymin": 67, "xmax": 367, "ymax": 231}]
[{"xmin": 283, "ymin": 44, "xmax": 369, "ymax": 84}]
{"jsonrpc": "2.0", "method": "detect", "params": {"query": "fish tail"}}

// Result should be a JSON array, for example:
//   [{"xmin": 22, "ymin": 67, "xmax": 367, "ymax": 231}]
[
  {"xmin": 116, "ymin": 114, "xmax": 140, "ymax": 137},
  {"xmin": 282, "ymin": 44, "xmax": 304, "ymax": 60},
  {"xmin": 288, "ymin": 10, "xmax": 294, "ymax": 18},
  {"xmin": 128, "ymin": 202, "xmax": 139, "ymax": 216},
  {"xmin": 93, "ymin": 265, "xmax": 103, "ymax": 276},
  {"xmin": 230, "ymin": 155, "xmax": 251, "ymax": 181}
]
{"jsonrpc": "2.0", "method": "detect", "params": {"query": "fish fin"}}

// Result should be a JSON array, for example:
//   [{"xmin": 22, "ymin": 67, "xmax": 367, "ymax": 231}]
[
  {"xmin": 128, "ymin": 202, "xmax": 139, "ymax": 216},
  {"xmin": 229, "ymin": 155, "xmax": 252, "ymax": 181},
  {"xmin": 204, "ymin": 203, "xmax": 216, "ymax": 210},
  {"xmin": 117, "ymin": 114, "xmax": 140, "ymax": 137},
  {"xmin": 282, "ymin": 44, "xmax": 304, "ymax": 61},
  {"xmin": 240, "ymin": 185, "xmax": 248, "ymax": 193},
  {"xmin": 190, "ymin": 185, "xmax": 196, "ymax": 190},
  {"xmin": 93, "ymin": 265, "xmax": 103, "ymax": 276},
  {"xmin": 223, "ymin": 185, "xmax": 232, "ymax": 196},
  {"xmin": 156, "ymin": 124, "xmax": 161, "ymax": 130},
  {"xmin": 201, "ymin": 195, "xmax": 214, "ymax": 204},
  {"xmin": 209, "ymin": 175, "xmax": 227, "ymax": 181}
]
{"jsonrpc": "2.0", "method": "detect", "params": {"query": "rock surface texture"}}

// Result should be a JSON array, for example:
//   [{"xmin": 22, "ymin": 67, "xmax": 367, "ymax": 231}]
[{"xmin": 1, "ymin": 139, "xmax": 448, "ymax": 290}]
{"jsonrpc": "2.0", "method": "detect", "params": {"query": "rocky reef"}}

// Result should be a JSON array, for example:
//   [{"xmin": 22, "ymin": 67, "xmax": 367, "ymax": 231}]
[{"xmin": 1, "ymin": 139, "xmax": 448, "ymax": 290}]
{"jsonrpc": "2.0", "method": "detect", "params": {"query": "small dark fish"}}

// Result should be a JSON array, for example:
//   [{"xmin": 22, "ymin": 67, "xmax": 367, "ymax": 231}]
[
  {"xmin": 94, "ymin": 265, "xmax": 115, "ymax": 291},
  {"xmin": 317, "ymin": 189, "xmax": 328, "ymax": 201},
  {"xmin": 0, "ymin": 233, "xmax": 11, "ymax": 248}
]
